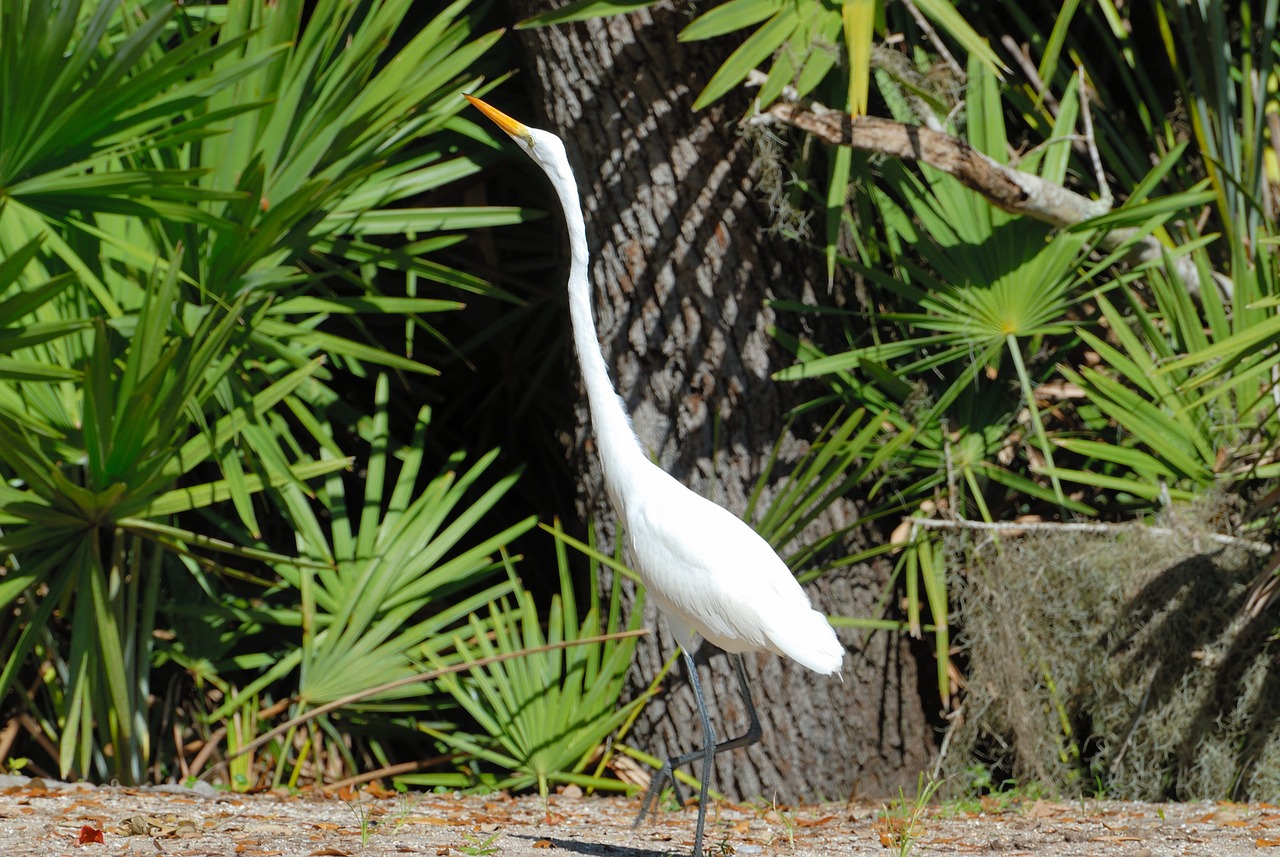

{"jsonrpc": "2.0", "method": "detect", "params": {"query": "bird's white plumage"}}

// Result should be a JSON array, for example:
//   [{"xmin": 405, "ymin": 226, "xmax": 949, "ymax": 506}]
[
  {"xmin": 620, "ymin": 464, "xmax": 843, "ymax": 673},
  {"xmin": 468, "ymin": 93, "xmax": 845, "ymax": 857},
  {"xmin": 464, "ymin": 95, "xmax": 844, "ymax": 678}
]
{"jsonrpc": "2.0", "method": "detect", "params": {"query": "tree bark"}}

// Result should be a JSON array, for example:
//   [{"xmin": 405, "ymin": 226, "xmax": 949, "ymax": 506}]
[{"xmin": 505, "ymin": 2, "xmax": 935, "ymax": 801}]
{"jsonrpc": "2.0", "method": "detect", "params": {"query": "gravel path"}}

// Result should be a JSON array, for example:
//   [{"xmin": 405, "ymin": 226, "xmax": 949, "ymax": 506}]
[{"xmin": 0, "ymin": 774, "xmax": 1273, "ymax": 856}]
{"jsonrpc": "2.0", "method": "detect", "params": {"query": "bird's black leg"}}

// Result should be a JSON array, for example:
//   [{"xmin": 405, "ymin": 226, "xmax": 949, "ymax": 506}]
[
  {"xmin": 723, "ymin": 653, "xmax": 763, "ymax": 752},
  {"xmin": 634, "ymin": 653, "xmax": 763, "ymax": 855},
  {"xmin": 688, "ymin": 651, "xmax": 716, "ymax": 855}
]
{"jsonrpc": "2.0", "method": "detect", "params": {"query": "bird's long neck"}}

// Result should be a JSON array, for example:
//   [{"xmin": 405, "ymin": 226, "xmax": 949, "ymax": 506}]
[{"xmin": 550, "ymin": 166, "xmax": 649, "ymax": 504}]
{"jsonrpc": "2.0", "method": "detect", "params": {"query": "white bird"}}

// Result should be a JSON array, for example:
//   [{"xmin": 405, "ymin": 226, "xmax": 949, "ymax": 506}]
[{"xmin": 466, "ymin": 94, "xmax": 844, "ymax": 855}]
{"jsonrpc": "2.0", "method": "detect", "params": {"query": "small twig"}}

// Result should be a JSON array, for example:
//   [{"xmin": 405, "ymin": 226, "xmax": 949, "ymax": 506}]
[
  {"xmin": 320, "ymin": 753, "xmax": 461, "ymax": 794},
  {"xmin": 188, "ymin": 726, "xmax": 227, "ymax": 781},
  {"xmin": 173, "ymin": 723, "xmax": 189, "ymax": 781},
  {"xmin": 930, "ymin": 703, "xmax": 964, "ymax": 781},
  {"xmin": 1078, "ymin": 64, "xmax": 1112, "ymax": 206},
  {"xmin": 908, "ymin": 516, "xmax": 1273, "ymax": 554},
  {"xmin": 902, "ymin": 0, "xmax": 963, "ymax": 78},
  {"xmin": 1000, "ymin": 36, "xmax": 1059, "ymax": 115},
  {"xmin": 17, "ymin": 714, "xmax": 60, "ymax": 767},
  {"xmin": 0, "ymin": 718, "xmax": 19, "ymax": 766},
  {"xmin": 747, "ymin": 68, "xmax": 801, "ymax": 112},
  {"xmin": 1244, "ymin": 554, "xmax": 1280, "ymax": 618}
]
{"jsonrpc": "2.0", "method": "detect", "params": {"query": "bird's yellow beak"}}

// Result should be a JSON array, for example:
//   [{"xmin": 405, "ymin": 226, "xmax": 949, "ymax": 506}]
[{"xmin": 465, "ymin": 94, "xmax": 528, "ymax": 138}]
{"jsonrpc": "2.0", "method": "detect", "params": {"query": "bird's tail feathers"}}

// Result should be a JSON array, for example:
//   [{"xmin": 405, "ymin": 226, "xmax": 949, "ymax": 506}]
[{"xmin": 767, "ymin": 610, "xmax": 844, "ymax": 675}]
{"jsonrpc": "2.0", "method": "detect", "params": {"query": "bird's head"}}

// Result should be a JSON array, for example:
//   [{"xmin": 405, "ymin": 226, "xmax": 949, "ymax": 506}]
[{"xmin": 465, "ymin": 94, "xmax": 570, "ymax": 182}]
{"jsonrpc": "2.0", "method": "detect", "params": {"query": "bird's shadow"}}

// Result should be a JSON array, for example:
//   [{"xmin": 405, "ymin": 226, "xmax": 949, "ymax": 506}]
[{"xmin": 507, "ymin": 833, "xmax": 680, "ymax": 857}]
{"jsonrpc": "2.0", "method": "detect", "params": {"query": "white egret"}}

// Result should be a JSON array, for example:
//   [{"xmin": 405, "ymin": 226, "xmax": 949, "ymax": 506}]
[{"xmin": 466, "ymin": 94, "xmax": 844, "ymax": 855}]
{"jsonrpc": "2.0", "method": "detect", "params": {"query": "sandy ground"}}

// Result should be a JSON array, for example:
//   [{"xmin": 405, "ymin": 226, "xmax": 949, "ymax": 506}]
[{"xmin": 0, "ymin": 774, "xmax": 1275, "ymax": 856}]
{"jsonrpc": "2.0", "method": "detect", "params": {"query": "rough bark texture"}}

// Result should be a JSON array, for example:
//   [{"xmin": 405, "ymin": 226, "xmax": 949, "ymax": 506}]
[{"xmin": 504, "ymin": 3, "xmax": 935, "ymax": 800}]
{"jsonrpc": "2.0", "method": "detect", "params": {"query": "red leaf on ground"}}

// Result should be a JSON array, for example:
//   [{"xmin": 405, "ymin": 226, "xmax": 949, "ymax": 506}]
[{"xmin": 77, "ymin": 825, "xmax": 104, "ymax": 845}]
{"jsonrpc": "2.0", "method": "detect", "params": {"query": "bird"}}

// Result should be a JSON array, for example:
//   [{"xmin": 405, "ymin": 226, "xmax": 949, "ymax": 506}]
[{"xmin": 465, "ymin": 94, "xmax": 844, "ymax": 855}]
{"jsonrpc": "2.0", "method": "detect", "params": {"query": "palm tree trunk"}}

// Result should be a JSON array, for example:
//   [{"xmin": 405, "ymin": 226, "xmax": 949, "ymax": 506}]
[{"xmin": 506, "ymin": 2, "xmax": 937, "ymax": 800}]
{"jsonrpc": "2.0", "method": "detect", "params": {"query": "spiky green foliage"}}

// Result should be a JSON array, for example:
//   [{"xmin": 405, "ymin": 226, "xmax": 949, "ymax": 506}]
[
  {"xmin": 420, "ymin": 524, "xmax": 650, "ymax": 796},
  {"xmin": 764, "ymin": 3, "xmax": 1280, "ymax": 724},
  {"xmin": 0, "ymin": 252, "xmax": 344, "ymax": 782},
  {"xmin": 189, "ymin": 374, "xmax": 536, "ymax": 786},
  {"xmin": 0, "ymin": 0, "xmax": 543, "ymax": 785}
]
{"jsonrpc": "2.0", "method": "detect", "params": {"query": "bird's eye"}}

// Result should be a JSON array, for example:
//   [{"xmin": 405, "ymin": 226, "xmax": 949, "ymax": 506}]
[{"xmin": 523, "ymin": 133, "xmax": 536, "ymax": 150}]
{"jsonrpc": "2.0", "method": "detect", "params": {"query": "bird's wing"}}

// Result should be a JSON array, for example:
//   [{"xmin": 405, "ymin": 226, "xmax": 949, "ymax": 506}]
[{"xmin": 625, "ymin": 469, "xmax": 820, "ymax": 653}]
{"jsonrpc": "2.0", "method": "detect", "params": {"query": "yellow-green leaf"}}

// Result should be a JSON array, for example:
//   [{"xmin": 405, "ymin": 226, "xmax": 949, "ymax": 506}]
[{"xmin": 843, "ymin": 0, "xmax": 876, "ymax": 117}]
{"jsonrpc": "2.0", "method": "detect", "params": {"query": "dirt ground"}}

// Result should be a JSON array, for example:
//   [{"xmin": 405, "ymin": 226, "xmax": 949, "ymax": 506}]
[{"xmin": 1, "ymin": 774, "xmax": 1276, "ymax": 857}]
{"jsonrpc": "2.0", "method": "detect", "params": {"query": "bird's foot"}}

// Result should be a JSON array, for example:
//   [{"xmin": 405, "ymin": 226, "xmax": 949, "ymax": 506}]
[{"xmin": 633, "ymin": 760, "xmax": 679, "ymax": 827}]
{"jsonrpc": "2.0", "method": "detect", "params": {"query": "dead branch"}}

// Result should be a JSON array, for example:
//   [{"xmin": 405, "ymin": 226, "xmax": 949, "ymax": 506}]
[{"xmin": 749, "ymin": 80, "xmax": 1232, "ymax": 301}]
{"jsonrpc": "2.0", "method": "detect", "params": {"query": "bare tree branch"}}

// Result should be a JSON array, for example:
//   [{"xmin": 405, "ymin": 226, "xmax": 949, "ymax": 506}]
[
  {"xmin": 747, "ymin": 78, "xmax": 1232, "ymax": 301},
  {"xmin": 1000, "ymin": 35, "xmax": 1058, "ymax": 116}
]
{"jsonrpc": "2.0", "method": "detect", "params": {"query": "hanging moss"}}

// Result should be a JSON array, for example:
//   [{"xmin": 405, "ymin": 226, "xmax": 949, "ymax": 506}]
[{"xmin": 941, "ymin": 502, "xmax": 1280, "ymax": 801}]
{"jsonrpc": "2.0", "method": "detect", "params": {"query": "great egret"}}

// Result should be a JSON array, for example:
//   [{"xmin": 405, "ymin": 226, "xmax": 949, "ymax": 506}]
[{"xmin": 466, "ymin": 94, "xmax": 844, "ymax": 855}]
